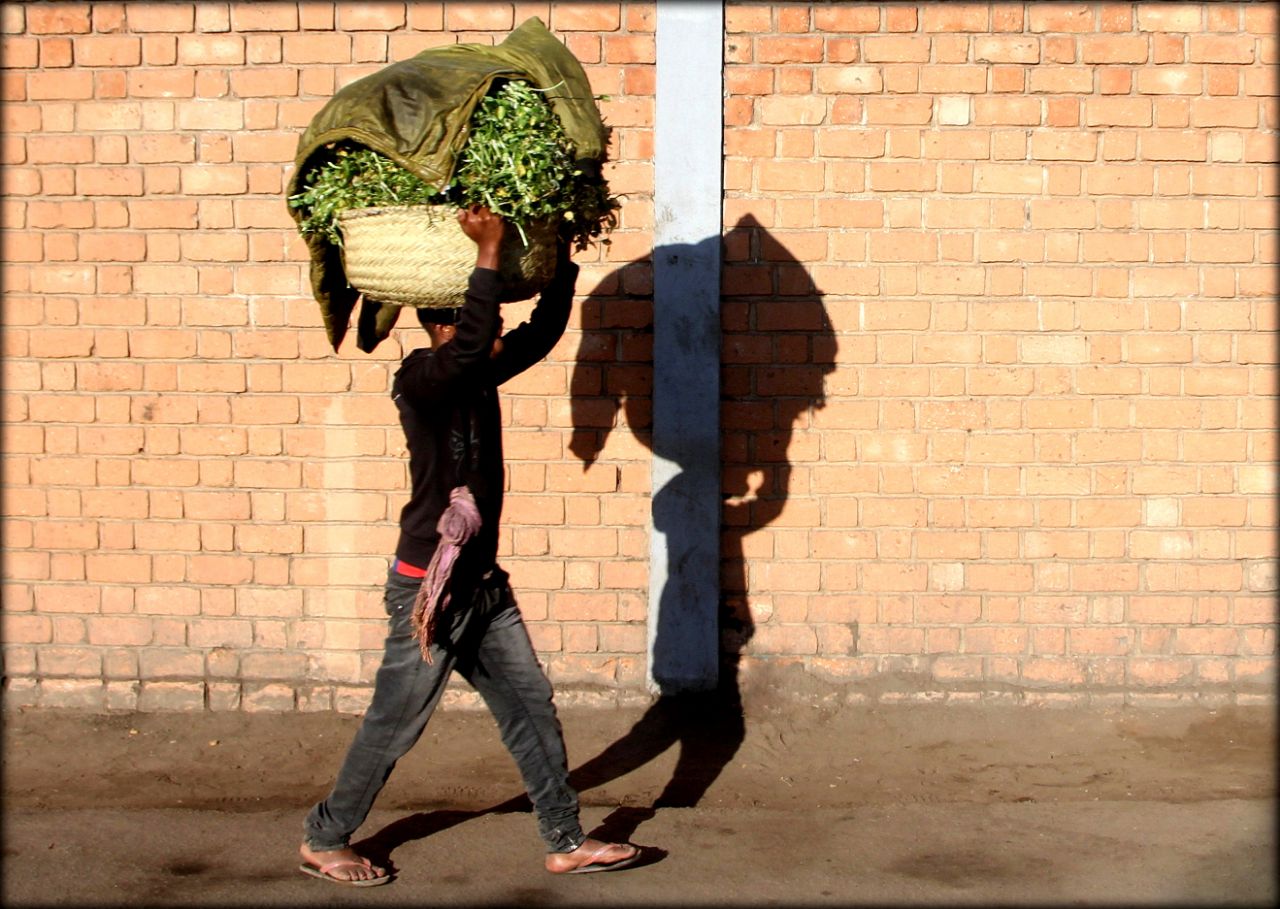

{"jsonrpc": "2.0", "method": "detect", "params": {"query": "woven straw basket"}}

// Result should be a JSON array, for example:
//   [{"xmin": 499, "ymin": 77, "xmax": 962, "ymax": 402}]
[{"xmin": 337, "ymin": 205, "xmax": 558, "ymax": 309}]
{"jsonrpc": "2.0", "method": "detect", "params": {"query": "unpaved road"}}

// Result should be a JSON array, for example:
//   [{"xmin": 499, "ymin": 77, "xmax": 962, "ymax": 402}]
[{"xmin": 3, "ymin": 700, "xmax": 1275, "ymax": 906}]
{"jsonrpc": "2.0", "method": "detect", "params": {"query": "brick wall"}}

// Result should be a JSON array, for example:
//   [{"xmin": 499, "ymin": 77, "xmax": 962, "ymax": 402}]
[
  {"xmin": 1, "ymin": 2, "xmax": 1275, "ymax": 711},
  {"xmin": 712, "ymin": 1, "xmax": 1277, "ymax": 705}
]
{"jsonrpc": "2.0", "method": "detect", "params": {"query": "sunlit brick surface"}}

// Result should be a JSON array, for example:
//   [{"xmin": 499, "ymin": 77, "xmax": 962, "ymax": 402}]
[{"xmin": 1, "ymin": 2, "xmax": 1274, "ymax": 709}]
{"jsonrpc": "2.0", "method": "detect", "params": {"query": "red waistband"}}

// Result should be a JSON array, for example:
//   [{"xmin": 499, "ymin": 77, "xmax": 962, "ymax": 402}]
[{"xmin": 392, "ymin": 558, "xmax": 427, "ymax": 578}]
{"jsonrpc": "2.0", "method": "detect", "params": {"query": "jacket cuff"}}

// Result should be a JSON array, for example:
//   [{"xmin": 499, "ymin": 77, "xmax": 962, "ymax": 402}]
[{"xmin": 469, "ymin": 267, "xmax": 502, "ymax": 298}]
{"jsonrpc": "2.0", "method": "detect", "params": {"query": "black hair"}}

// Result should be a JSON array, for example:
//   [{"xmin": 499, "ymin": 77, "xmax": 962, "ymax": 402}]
[{"xmin": 416, "ymin": 307, "xmax": 461, "ymax": 328}]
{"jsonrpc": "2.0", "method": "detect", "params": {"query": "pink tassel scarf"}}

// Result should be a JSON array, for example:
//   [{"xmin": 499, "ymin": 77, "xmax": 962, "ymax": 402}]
[{"xmin": 410, "ymin": 485, "xmax": 481, "ymax": 662}]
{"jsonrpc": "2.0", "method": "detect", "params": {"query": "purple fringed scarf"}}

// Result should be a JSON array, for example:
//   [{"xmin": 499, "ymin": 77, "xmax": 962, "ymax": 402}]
[{"xmin": 410, "ymin": 485, "xmax": 481, "ymax": 662}]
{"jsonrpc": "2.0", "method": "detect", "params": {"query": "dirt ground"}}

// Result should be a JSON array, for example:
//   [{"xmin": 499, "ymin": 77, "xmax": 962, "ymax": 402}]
[{"xmin": 3, "ymin": 698, "xmax": 1276, "ymax": 907}]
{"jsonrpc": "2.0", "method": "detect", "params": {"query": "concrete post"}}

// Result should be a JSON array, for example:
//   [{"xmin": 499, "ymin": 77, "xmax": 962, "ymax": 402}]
[{"xmin": 649, "ymin": 1, "xmax": 724, "ymax": 693}]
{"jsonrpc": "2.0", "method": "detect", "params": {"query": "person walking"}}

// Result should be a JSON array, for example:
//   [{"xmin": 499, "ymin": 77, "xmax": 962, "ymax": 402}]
[{"xmin": 299, "ymin": 206, "xmax": 639, "ymax": 886}]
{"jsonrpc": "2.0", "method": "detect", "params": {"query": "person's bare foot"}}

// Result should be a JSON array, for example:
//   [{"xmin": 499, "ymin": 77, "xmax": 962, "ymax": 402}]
[
  {"xmin": 545, "ymin": 838, "xmax": 640, "ymax": 874},
  {"xmin": 299, "ymin": 843, "xmax": 390, "ymax": 886}
]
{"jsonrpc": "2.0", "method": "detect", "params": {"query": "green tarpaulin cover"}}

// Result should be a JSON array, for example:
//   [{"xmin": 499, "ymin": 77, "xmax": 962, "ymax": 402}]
[{"xmin": 287, "ymin": 17, "xmax": 608, "ymax": 352}]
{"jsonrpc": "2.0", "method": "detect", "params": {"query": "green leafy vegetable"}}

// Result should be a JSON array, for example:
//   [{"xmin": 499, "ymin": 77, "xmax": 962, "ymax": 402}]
[
  {"xmin": 288, "ymin": 145, "xmax": 447, "ymax": 246},
  {"xmin": 289, "ymin": 79, "xmax": 619, "ymax": 251},
  {"xmin": 449, "ymin": 79, "xmax": 619, "ymax": 249}
]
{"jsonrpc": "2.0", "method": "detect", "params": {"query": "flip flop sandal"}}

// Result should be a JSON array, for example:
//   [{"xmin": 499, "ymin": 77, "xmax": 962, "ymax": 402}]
[
  {"xmin": 299, "ymin": 857, "xmax": 392, "ymax": 887},
  {"xmin": 550, "ymin": 843, "xmax": 641, "ymax": 875}
]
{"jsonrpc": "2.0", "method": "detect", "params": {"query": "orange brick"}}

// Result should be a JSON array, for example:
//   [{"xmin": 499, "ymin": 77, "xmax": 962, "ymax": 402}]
[
  {"xmin": 26, "ymin": 5, "xmax": 91, "ymax": 34},
  {"xmin": 1190, "ymin": 98, "xmax": 1260, "ymax": 129},
  {"xmin": 1137, "ymin": 66, "xmax": 1203, "ymax": 95},
  {"xmin": 757, "ymin": 159, "xmax": 824, "ymax": 192},
  {"xmin": 814, "ymin": 5, "xmax": 879, "ymax": 32},
  {"xmin": 1174, "ymin": 627, "xmax": 1239, "ymax": 655},
  {"xmin": 85, "ymin": 617, "xmax": 154, "ymax": 647},
  {"xmin": 920, "ymin": 4, "xmax": 988, "ymax": 32},
  {"xmin": 975, "ymin": 36, "xmax": 1040, "ymax": 64},
  {"xmin": 1086, "ymin": 97, "xmax": 1154, "ymax": 127},
  {"xmin": 281, "ymin": 33, "xmax": 348, "ymax": 65},
  {"xmin": 863, "ymin": 36, "xmax": 931, "ymax": 63},
  {"xmin": 3, "ymin": 36, "xmax": 37, "ymax": 69},
  {"xmin": 1241, "ymin": 1, "xmax": 1277, "ymax": 34},
  {"xmin": 758, "ymin": 95, "xmax": 826, "ymax": 126},
  {"xmin": 177, "ymin": 34, "xmax": 245, "ymax": 66},
  {"xmin": 920, "ymin": 65, "xmax": 988, "ymax": 94},
  {"xmin": 864, "ymin": 97, "xmax": 934, "ymax": 125},
  {"xmin": 550, "ymin": 3, "xmax": 619, "ymax": 32},
  {"xmin": 29, "ymin": 70, "xmax": 93, "ymax": 100},
  {"xmin": 976, "ymin": 170, "xmax": 1045, "ymax": 203},
  {"xmin": 75, "ymin": 35, "xmax": 142, "ymax": 67},
  {"xmin": 757, "ymin": 36, "xmax": 824, "ymax": 64},
  {"xmin": 1129, "ymin": 658, "xmax": 1195, "ymax": 686},
  {"xmin": 923, "ymin": 130, "xmax": 991, "ymax": 160},
  {"xmin": 1137, "ymin": 4, "xmax": 1203, "ymax": 33},
  {"xmin": 121, "ymin": 4, "xmax": 192, "ymax": 31},
  {"xmin": 1028, "ymin": 4, "xmax": 1095, "ymax": 33},
  {"xmin": 1086, "ymin": 165, "xmax": 1155, "ymax": 196},
  {"xmin": 815, "ymin": 66, "xmax": 883, "ymax": 95},
  {"xmin": 1031, "ymin": 131, "xmax": 1098, "ymax": 161},
  {"xmin": 1069, "ymin": 628, "xmax": 1133, "ymax": 656},
  {"xmin": 84, "ymin": 553, "xmax": 150, "ymax": 584},
  {"xmin": 1142, "ymin": 132, "xmax": 1209, "ymax": 162},
  {"xmin": 1189, "ymin": 35, "xmax": 1256, "ymax": 64},
  {"xmin": 77, "ymin": 166, "xmax": 144, "ymax": 197},
  {"xmin": 1029, "ymin": 66, "xmax": 1094, "ymax": 94},
  {"xmin": 1081, "ymin": 35, "xmax": 1150, "ymax": 64},
  {"xmin": 37, "ymin": 648, "xmax": 103, "ymax": 677},
  {"xmin": 229, "ymin": 67, "xmax": 300, "ymax": 98},
  {"xmin": 867, "ymin": 162, "xmax": 936, "ymax": 193},
  {"xmin": 726, "ymin": 5, "xmax": 772, "ymax": 33},
  {"xmin": 223, "ymin": 3, "xmax": 295, "ymax": 31}
]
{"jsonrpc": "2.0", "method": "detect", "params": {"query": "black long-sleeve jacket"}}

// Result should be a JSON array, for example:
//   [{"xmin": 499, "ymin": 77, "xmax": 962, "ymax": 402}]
[{"xmin": 390, "ymin": 261, "xmax": 576, "ymax": 588}]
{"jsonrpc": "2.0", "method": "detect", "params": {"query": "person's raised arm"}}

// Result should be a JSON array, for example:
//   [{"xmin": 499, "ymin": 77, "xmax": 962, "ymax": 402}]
[
  {"xmin": 462, "ymin": 205, "xmax": 503, "ymax": 272},
  {"xmin": 492, "ymin": 240, "xmax": 578, "ymax": 385}
]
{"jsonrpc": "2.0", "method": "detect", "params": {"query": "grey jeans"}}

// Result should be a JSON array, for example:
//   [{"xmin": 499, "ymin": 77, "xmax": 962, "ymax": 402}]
[{"xmin": 304, "ymin": 566, "xmax": 585, "ymax": 853}]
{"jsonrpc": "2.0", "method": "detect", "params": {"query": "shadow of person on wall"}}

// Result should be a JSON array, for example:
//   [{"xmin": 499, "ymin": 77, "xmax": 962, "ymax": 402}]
[
  {"xmin": 353, "ymin": 216, "xmax": 835, "ymax": 868},
  {"xmin": 563, "ymin": 214, "xmax": 836, "ymax": 845}
]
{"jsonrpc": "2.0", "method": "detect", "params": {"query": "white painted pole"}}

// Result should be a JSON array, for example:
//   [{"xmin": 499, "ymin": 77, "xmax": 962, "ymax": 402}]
[{"xmin": 649, "ymin": 0, "xmax": 724, "ymax": 693}]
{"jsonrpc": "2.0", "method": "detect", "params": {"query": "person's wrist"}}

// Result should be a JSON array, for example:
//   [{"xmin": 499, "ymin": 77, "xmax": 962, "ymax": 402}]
[{"xmin": 475, "ymin": 242, "xmax": 500, "ymax": 271}]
